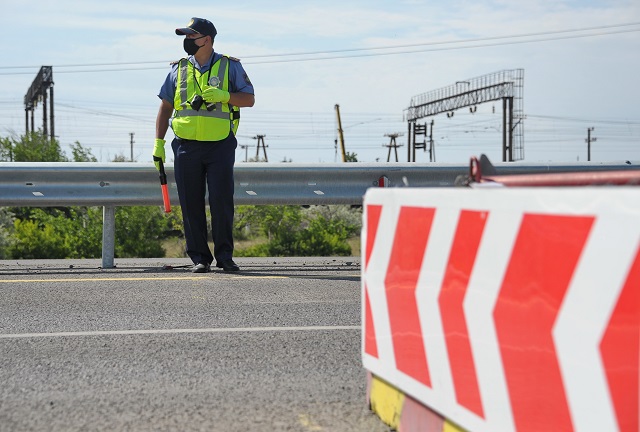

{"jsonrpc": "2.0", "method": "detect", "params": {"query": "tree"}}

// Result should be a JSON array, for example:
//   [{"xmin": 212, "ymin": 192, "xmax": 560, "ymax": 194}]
[
  {"xmin": 0, "ymin": 130, "xmax": 67, "ymax": 162},
  {"xmin": 70, "ymin": 141, "xmax": 97, "ymax": 162},
  {"xmin": 0, "ymin": 131, "xmax": 96, "ymax": 163},
  {"xmin": 0, "ymin": 136, "xmax": 13, "ymax": 161},
  {"xmin": 344, "ymin": 152, "xmax": 358, "ymax": 162}
]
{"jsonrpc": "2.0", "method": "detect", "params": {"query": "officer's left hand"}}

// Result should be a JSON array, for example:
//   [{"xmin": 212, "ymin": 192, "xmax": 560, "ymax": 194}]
[
  {"xmin": 201, "ymin": 86, "xmax": 230, "ymax": 104},
  {"xmin": 152, "ymin": 139, "xmax": 165, "ymax": 171}
]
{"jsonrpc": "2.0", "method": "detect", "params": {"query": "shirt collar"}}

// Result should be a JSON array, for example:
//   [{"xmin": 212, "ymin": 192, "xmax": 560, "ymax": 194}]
[{"xmin": 190, "ymin": 51, "xmax": 218, "ymax": 72}]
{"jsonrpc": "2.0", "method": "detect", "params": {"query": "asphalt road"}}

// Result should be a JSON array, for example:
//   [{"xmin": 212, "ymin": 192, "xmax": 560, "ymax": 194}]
[{"xmin": 0, "ymin": 257, "xmax": 389, "ymax": 432}]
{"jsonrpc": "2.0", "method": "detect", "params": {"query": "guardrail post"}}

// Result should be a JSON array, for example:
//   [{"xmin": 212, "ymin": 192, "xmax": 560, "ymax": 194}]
[{"xmin": 102, "ymin": 206, "xmax": 116, "ymax": 268}]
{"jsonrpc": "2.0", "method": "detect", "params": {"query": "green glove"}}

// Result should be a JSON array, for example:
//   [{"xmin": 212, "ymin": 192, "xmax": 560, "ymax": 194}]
[
  {"xmin": 153, "ymin": 138, "xmax": 166, "ymax": 171},
  {"xmin": 201, "ymin": 86, "xmax": 230, "ymax": 103}
]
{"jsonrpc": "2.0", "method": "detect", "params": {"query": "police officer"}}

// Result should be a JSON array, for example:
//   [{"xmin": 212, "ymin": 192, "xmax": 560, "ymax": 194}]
[{"xmin": 154, "ymin": 17, "xmax": 255, "ymax": 273}]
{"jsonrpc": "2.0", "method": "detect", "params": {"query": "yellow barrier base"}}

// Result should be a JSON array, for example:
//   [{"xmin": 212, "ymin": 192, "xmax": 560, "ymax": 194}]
[{"xmin": 367, "ymin": 373, "xmax": 467, "ymax": 432}]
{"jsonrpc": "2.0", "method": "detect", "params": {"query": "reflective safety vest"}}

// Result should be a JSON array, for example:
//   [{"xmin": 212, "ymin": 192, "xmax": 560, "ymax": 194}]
[{"xmin": 171, "ymin": 55, "xmax": 240, "ymax": 142}]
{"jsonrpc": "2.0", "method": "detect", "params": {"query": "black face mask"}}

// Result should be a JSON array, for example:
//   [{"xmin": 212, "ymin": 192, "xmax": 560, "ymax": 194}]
[{"xmin": 183, "ymin": 35, "xmax": 206, "ymax": 55}]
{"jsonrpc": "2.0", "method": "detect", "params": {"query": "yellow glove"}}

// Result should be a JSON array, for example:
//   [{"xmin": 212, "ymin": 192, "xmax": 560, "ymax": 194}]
[
  {"xmin": 152, "ymin": 138, "xmax": 166, "ymax": 171},
  {"xmin": 201, "ymin": 86, "xmax": 230, "ymax": 103}
]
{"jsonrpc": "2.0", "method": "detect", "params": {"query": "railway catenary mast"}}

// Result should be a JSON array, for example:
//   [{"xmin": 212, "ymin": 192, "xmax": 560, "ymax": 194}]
[{"xmin": 24, "ymin": 66, "xmax": 55, "ymax": 141}]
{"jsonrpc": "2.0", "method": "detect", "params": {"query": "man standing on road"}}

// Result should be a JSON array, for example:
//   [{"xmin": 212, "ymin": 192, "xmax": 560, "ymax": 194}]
[{"xmin": 154, "ymin": 17, "xmax": 255, "ymax": 273}]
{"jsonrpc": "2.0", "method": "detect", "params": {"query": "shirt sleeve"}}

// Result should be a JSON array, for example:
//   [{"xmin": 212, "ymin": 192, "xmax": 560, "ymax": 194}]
[
  {"xmin": 229, "ymin": 60, "xmax": 255, "ymax": 95},
  {"xmin": 157, "ymin": 63, "xmax": 179, "ymax": 104}
]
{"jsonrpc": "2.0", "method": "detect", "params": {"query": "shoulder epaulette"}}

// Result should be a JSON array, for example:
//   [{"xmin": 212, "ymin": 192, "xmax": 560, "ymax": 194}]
[
  {"xmin": 170, "ymin": 58, "xmax": 187, "ymax": 66},
  {"xmin": 228, "ymin": 56, "xmax": 241, "ymax": 62}
]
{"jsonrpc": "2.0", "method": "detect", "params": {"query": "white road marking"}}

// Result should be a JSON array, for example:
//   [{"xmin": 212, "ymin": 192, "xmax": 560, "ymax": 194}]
[{"xmin": 0, "ymin": 325, "xmax": 361, "ymax": 339}]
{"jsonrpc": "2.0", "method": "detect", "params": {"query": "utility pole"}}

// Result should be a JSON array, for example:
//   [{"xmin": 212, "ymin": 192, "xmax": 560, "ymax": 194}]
[
  {"xmin": 335, "ymin": 104, "xmax": 347, "ymax": 162},
  {"xmin": 129, "ymin": 132, "xmax": 135, "ymax": 162},
  {"xmin": 383, "ymin": 133, "xmax": 403, "ymax": 162},
  {"xmin": 428, "ymin": 120, "xmax": 435, "ymax": 162},
  {"xmin": 586, "ymin": 127, "xmax": 597, "ymax": 162},
  {"xmin": 240, "ymin": 144, "xmax": 250, "ymax": 162},
  {"xmin": 253, "ymin": 135, "xmax": 268, "ymax": 162}
]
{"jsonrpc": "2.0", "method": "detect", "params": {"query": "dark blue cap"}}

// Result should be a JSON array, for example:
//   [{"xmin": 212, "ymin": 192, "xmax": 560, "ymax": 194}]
[{"xmin": 175, "ymin": 17, "xmax": 217, "ymax": 39}]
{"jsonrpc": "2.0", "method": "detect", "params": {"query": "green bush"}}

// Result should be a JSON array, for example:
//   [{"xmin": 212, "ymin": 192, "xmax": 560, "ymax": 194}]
[
  {"xmin": 0, "ymin": 208, "xmax": 14, "ymax": 259},
  {"xmin": 234, "ymin": 205, "xmax": 360, "ymax": 257},
  {"xmin": 8, "ymin": 208, "xmax": 101, "ymax": 259},
  {"xmin": 7, "ymin": 206, "xmax": 172, "ymax": 259},
  {"xmin": 115, "ymin": 206, "xmax": 169, "ymax": 258}
]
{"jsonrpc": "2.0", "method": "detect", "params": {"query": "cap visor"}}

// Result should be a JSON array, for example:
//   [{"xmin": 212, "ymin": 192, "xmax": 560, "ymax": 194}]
[{"xmin": 175, "ymin": 27, "xmax": 198, "ymax": 35}]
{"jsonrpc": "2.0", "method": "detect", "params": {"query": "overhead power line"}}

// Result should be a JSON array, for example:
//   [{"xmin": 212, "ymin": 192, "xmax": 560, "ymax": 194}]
[
  {"xmin": 245, "ymin": 28, "xmax": 639, "ymax": 65},
  {"xmin": 526, "ymin": 114, "xmax": 640, "ymax": 125},
  {"xmin": 0, "ymin": 22, "xmax": 638, "ymax": 75},
  {"xmin": 242, "ymin": 22, "xmax": 640, "ymax": 59}
]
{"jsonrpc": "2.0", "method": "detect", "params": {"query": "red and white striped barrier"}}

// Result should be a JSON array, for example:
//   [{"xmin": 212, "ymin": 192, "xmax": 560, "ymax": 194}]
[{"xmin": 362, "ymin": 187, "xmax": 639, "ymax": 432}]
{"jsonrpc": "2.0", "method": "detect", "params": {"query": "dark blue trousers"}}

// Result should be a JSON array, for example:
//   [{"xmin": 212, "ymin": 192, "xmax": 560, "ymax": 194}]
[{"xmin": 171, "ymin": 134, "xmax": 236, "ymax": 266}]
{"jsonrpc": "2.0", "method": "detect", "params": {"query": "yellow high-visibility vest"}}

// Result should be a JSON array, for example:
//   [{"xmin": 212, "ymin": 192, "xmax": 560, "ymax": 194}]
[{"xmin": 171, "ymin": 55, "xmax": 239, "ymax": 141}]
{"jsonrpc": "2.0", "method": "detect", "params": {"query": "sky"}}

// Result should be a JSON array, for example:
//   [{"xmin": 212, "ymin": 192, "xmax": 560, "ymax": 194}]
[{"xmin": 0, "ymin": 0, "xmax": 639, "ymax": 164}]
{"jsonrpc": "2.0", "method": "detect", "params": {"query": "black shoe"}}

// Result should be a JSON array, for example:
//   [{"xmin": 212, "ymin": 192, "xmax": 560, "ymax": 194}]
[
  {"xmin": 216, "ymin": 259, "xmax": 239, "ymax": 272},
  {"xmin": 192, "ymin": 262, "xmax": 211, "ymax": 273}
]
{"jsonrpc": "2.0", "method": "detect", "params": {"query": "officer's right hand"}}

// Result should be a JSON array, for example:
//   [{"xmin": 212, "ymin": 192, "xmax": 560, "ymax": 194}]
[
  {"xmin": 153, "ymin": 139, "xmax": 166, "ymax": 171},
  {"xmin": 201, "ymin": 86, "xmax": 230, "ymax": 104}
]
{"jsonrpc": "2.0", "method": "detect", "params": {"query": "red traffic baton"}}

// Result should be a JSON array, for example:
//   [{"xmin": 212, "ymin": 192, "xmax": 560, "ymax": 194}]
[{"xmin": 153, "ymin": 157, "xmax": 171, "ymax": 213}]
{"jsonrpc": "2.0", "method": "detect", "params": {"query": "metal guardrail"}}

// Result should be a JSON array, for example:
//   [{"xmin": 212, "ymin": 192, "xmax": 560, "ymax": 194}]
[
  {"xmin": 0, "ymin": 162, "xmax": 463, "ymax": 207},
  {"xmin": 2, "ymin": 161, "xmax": 637, "ymax": 206},
  {"xmin": 1, "ymin": 161, "xmax": 637, "ymax": 267}
]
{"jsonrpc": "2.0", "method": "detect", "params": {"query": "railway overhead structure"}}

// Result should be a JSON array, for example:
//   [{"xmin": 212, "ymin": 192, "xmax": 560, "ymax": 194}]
[
  {"xmin": 405, "ymin": 69, "xmax": 524, "ymax": 162},
  {"xmin": 24, "ymin": 66, "xmax": 55, "ymax": 141}
]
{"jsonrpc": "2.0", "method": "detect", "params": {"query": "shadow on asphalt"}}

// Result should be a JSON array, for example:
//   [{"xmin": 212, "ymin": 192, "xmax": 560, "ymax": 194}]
[{"xmin": 0, "ymin": 261, "xmax": 362, "ymax": 282}]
